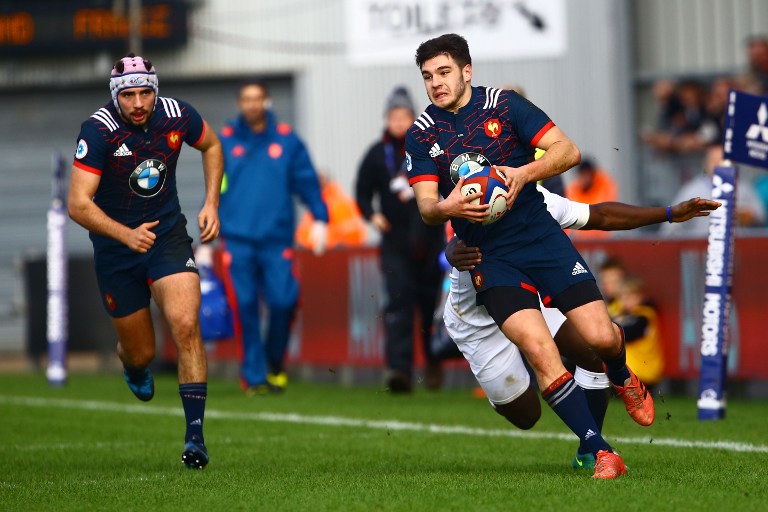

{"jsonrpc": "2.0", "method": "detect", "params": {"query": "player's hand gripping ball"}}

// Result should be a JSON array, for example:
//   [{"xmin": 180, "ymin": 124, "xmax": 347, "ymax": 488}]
[{"xmin": 459, "ymin": 165, "xmax": 509, "ymax": 225}]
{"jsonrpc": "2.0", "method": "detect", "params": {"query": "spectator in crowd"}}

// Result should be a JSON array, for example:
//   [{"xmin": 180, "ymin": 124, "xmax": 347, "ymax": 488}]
[
  {"xmin": 355, "ymin": 85, "xmax": 446, "ymax": 393},
  {"xmin": 613, "ymin": 276, "xmax": 664, "ymax": 388},
  {"xmin": 218, "ymin": 80, "xmax": 329, "ymax": 395},
  {"xmin": 640, "ymin": 79, "xmax": 711, "ymax": 204},
  {"xmin": 698, "ymin": 77, "xmax": 733, "ymax": 146},
  {"xmin": 565, "ymin": 157, "xmax": 618, "ymax": 239},
  {"xmin": 661, "ymin": 144, "xmax": 766, "ymax": 237},
  {"xmin": 737, "ymin": 35, "xmax": 768, "ymax": 95},
  {"xmin": 642, "ymin": 80, "xmax": 708, "ymax": 154},
  {"xmin": 598, "ymin": 257, "xmax": 626, "ymax": 319},
  {"xmin": 296, "ymin": 171, "xmax": 368, "ymax": 249}
]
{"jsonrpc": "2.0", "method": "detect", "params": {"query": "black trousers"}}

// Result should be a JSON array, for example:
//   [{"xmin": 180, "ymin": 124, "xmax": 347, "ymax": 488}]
[{"xmin": 380, "ymin": 244, "xmax": 443, "ymax": 377}]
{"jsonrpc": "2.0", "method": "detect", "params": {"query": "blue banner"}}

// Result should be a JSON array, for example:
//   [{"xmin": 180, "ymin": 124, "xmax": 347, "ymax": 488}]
[
  {"xmin": 723, "ymin": 89, "xmax": 768, "ymax": 170},
  {"xmin": 697, "ymin": 165, "xmax": 737, "ymax": 420}
]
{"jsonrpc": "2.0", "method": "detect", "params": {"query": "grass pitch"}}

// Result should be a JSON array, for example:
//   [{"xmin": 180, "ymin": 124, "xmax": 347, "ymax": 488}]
[{"xmin": 1, "ymin": 372, "xmax": 767, "ymax": 512}]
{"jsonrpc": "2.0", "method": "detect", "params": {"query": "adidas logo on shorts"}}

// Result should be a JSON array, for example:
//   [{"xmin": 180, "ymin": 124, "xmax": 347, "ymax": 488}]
[
  {"xmin": 186, "ymin": 258, "xmax": 197, "ymax": 269},
  {"xmin": 572, "ymin": 262, "xmax": 588, "ymax": 276}
]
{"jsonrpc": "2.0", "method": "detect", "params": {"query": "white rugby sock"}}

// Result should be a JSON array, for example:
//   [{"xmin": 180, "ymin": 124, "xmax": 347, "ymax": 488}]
[{"xmin": 574, "ymin": 366, "xmax": 610, "ymax": 390}]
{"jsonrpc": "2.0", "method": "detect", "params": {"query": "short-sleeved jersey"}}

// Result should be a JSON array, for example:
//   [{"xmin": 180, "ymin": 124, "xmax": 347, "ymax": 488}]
[
  {"xmin": 405, "ymin": 86, "xmax": 557, "ymax": 249},
  {"xmin": 72, "ymin": 97, "xmax": 205, "ymax": 251}
]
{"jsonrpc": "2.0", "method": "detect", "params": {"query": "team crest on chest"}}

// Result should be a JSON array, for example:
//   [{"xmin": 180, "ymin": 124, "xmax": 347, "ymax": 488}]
[
  {"xmin": 450, "ymin": 152, "xmax": 492, "ymax": 185},
  {"xmin": 166, "ymin": 131, "xmax": 182, "ymax": 150},
  {"xmin": 484, "ymin": 119, "xmax": 501, "ymax": 138},
  {"xmin": 129, "ymin": 159, "xmax": 167, "ymax": 198}
]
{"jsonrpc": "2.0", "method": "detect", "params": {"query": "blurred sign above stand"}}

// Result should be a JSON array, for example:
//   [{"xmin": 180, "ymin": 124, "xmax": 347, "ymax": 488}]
[
  {"xmin": 0, "ymin": 1, "xmax": 187, "ymax": 56},
  {"xmin": 345, "ymin": 0, "xmax": 567, "ymax": 66}
]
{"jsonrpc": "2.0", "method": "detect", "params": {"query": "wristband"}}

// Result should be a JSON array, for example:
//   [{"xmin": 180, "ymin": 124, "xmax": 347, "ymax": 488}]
[{"xmin": 666, "ymin": 205, "xmax": 673, "ymax": 223}]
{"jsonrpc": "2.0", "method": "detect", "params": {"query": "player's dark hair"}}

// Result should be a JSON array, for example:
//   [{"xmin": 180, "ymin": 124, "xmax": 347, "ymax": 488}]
[
  {"xmin": 113, "ymin": 52, "xmax": 153, "ymax": 73},
  {"xmin": 415, "ymin": 33, "xmax": 472, "ymax": 70},
  {"xmin": 238, "ymin": 79, "xmax": 270, "ymax": 98}
]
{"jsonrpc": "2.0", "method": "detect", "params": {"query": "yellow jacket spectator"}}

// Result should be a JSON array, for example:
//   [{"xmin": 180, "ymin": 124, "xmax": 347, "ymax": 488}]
[{"xmin": 614, "ymin": 277, "xmax": 664, "ymax": 386}]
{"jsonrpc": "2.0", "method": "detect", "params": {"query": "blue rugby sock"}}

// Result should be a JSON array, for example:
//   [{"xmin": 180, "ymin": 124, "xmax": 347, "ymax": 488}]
[
  {"xmin": 602, "ymin": 324, "xmax": 631, "ymax": 386},
  {"xmin": 583, "ymin": 387, "xmax": 609, "ymax": 430},
  {"xmin": 579, "ymin": 388, "xmax": 609, "ymax": 454},
  {"xmin": 179, "ymin": 383, "xmax": 207, "ymax": 443},
  {"xmin": 543, "ymin": 372, "xmax": 611, "ymax": 456}
]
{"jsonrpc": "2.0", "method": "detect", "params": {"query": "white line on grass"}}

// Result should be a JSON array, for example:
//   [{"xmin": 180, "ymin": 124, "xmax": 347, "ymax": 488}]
[
  {"xmin": 8, "ymin": 441, "xmax": 147, "ymax": 452},
  {"xmin": 2, "ymin": 395, "xmax": 767, "ymax": 454}
]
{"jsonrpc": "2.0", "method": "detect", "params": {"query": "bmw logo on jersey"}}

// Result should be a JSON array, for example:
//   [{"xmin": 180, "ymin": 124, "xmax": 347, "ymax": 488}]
[
  {"xmin": 450, "ymin": 152, "xmax": 492, "ymax": 185},
  {"xmin": 129, "ymin": 159, "xmax": 167, "ymax": 198}
]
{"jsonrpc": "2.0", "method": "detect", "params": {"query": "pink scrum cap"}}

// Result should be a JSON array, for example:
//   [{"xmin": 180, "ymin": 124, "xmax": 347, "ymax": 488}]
[{"xmin": 109, "ymin": 53, "xmax": 159, "ymax": 109}]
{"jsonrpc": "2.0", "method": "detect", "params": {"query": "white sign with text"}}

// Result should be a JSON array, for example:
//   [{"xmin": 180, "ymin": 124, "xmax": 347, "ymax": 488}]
[{"xmin": 345, "ymin": 0, "xmax": 567, "ymax": 66}]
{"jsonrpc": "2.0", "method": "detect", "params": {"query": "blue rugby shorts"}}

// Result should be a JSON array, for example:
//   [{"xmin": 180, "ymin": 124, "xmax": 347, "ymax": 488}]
[{"xmin": 93, "ymin": 215, "xmax": 197, "ymax": 318}]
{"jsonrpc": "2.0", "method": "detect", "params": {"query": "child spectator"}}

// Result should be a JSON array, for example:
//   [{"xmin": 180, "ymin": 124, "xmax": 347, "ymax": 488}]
[{"xmin": 614, "ymin": 276, "xmax": 664, "ymax": 388}]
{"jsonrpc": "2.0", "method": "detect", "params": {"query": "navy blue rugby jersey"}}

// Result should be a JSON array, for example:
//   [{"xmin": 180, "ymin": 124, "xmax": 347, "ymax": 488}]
[
  {"xmin": 405, "ymin": 86, "xmax": 558, "ymax": 248},
  {"xmin": 72, "ymin": 97, "xmax": 205, "ymax": 250}
]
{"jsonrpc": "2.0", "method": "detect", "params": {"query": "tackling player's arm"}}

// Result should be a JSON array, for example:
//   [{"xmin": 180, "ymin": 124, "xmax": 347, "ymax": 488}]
[
  {"xmin": 444, "ymin": 236, "xmax": 481, "ymax": 271},
  {"xmin": 67, "ymin": 167, "xmax": 160, "ymax": 253},
  {"xmin": 445, "ymin": 195, "xmax": 722, "ymax": 270},
  {"xmin": 193, "ymin": 120, "xmax": 223, "ymax": 243},
  {"xmin": 584, "ymin": 197, "xmax": 721, "ymax": 230},
  {"xmin": 412, "ymin": 177, "xmax": 488, "ymax": 225}
]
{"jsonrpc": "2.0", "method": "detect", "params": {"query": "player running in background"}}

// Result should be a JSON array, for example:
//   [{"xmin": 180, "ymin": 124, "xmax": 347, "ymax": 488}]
[
  {"xmin": 406, "ymin": 33, "xmax": 652, "ymax": 478},
  {"xmin": 68, "ymin": 54, "xmax": 223, "ymax": 469},
  {"xmin": 444, "ymin": 191, "xmax": 720, "ymax": 468}
]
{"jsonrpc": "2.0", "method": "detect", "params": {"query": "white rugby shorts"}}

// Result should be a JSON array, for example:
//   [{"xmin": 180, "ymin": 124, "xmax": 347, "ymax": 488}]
[
  {"xmin": 443, "ymin": 270, "xmax": 570, "ymax": 404},
  {"xmin": 443, "ymin": 298, "xmax": 531, "ymax": 404}
]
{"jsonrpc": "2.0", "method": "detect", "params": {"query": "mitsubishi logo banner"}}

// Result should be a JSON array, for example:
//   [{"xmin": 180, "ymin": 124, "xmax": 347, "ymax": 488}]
[
  {"xmin": 345, "ymin": 0, "xmax": 567, "ymax": 66},
  {"xmin": 723, "ymin": 89, "xmax": 768, "ymax": 170}
]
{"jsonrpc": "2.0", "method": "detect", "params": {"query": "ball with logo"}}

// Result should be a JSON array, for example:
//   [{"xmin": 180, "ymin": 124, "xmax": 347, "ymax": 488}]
[{"xmin": 460, "ymin": 166, "xmax": 509, "ymax": 225}]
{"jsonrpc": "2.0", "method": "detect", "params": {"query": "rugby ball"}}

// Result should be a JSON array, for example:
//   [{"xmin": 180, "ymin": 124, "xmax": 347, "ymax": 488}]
[{"xmin": 460, "ymin": 166, "xmax": 509, "ymax": 225}]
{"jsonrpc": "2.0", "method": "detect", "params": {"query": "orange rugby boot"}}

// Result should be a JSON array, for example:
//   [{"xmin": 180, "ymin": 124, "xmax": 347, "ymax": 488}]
[
  {"xmin": 613, "ymin": 367, "xmax": 655, "ymax": 426},
  {"xmin": 592, "ymin": 450, "xmax": 627, "ymax": 479}
]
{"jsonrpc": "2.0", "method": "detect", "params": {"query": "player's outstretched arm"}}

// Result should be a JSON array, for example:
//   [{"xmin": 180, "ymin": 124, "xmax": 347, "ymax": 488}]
[
  {"xmin": 194, "ymin": 120, "xmax": 223, "ymax": 243},
  {"xmin": 585, "ymin": 197, "xmax": 721, "ymax": 231},
  {"xmin": 444, "ymin": 195, "xmax": 723, "ymax": 269}
]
